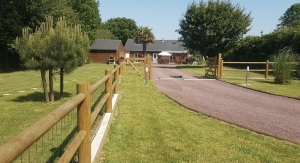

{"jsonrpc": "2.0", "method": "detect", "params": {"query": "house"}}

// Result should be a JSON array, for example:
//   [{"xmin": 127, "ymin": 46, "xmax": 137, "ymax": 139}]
[
  {"xmin": 124, "ymin": 39, "xmax": 189, "ymax": 64},
  {"xmin": 89, "ymin": 39, "xmax": 129, "ymax": 64}
]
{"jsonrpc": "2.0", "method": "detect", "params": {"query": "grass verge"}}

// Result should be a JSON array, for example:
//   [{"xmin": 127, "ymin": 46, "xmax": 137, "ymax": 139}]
[{"xmin": 98, "ymin": 68, "xmax": 300, "ymax": 163}]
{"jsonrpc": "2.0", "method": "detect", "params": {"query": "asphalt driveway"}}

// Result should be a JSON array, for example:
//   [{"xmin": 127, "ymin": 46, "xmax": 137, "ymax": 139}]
[{"xmin": 152, "ymin": 64, "xmax": 300, "ymax": 144}]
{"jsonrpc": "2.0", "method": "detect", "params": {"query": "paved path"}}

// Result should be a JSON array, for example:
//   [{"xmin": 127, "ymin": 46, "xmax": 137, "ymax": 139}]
[{"xmin": 152, "ymin": 64, "xmax": 300, "ymax": 144}]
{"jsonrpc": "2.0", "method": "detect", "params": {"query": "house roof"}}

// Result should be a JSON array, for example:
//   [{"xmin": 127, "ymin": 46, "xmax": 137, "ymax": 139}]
[
  {"xmin": 124, "ymin": 39, "xmax": 188, "ymax": 53},
  {"xmin": 90, "ymin": 39, "xmax": 122, "ymax": 50}
]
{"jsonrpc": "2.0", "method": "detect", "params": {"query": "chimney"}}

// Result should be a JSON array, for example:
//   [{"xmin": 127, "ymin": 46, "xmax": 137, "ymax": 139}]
[{"xmin": 161, "ymin": 38, "xmax": 164, "ymax": 42}]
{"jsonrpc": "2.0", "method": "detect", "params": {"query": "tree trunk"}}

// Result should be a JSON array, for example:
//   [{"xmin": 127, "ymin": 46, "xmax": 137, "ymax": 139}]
[
  {"xmin": 60, "ymin": 67, "xmax": 64, "ymax": 99},
  {"xmin": 5, "ymin": 52, "xmax": 8, "ymax": 71},
  {"xmin": 49, "ymin": 67, "xmax": 54, "ymax": 102},
  {"xmin": 40, "ymin": 69, "xmax": 49, "ymax": 103}
]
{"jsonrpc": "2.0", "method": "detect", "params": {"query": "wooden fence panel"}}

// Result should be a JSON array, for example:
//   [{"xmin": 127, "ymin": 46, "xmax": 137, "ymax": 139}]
[{"xmin": 0, "ymin": 62, "xmax": 127, "ymax": 163}]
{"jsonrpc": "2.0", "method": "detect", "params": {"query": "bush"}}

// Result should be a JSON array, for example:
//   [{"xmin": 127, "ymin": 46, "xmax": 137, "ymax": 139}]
[{"xmin": 272, "ymin": 48, "xmax": 297, "ymax": 84}]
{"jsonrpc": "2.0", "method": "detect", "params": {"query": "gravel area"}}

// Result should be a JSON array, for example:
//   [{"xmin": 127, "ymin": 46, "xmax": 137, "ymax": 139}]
[{"xmin": 152, "ymin": 64, "xmax": 300, "ymax": 144}]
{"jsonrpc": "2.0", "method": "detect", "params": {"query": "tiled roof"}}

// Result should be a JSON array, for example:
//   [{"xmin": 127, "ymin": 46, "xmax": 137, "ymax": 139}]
[
  {"xmin": 124, "ymin": 39, "xmax": 188, "ymax": 53},
  {"xmin": 90, "ymin": 39, "xmax": 122, "ymax": 50}
]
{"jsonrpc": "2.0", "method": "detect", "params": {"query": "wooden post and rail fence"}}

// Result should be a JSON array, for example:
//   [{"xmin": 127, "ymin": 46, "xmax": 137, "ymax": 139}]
[
  {"xmin": 125, "ymin": 54, "xmax": 152, "ymax": 80},
  {"xmin": 205, "ymin": 53, "xmax": 299, "ymax": 80},
  {"xmin": 0, "ymin": 62, "xmax": 126, "ymax": 163}
]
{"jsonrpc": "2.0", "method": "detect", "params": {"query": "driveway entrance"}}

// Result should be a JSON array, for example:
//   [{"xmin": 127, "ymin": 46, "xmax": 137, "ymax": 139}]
[{"xmin": 152, "ymin": 64, "xmax": 300, "ymax": 144}]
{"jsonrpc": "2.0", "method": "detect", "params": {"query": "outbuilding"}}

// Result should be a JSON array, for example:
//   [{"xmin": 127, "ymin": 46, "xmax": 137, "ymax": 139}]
[{"xmin": 89, "ymin": 39, "xmax": 129, "ymax": 64}]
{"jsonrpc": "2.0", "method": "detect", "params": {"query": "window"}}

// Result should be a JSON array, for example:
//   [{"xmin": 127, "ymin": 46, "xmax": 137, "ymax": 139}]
[
  {"xmin": 134, "ymin": 53, "xmax": 144, "ymax": 62},
  {"xmin": 170, "ymin": 42, "xmax": 177, "ymax": 45},
  {"xmin": 170, "ymin": 53, "xmax": 176, "ymax": 60},
  {"xmin": 135, "ymin": 41, "xmax": 142, "ymax": 45}
]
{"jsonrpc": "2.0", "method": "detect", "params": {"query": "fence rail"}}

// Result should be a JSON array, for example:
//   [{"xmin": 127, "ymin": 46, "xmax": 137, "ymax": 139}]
[
  {"xmin": 125, "ymin": 54, "xmax": 152, "ymax": 80},
  {"xmin": 0, "ymin": 62, "xmax": 126, "ymax": 163},
  {"xmin": 222, "ymin": 60, "xmax": 273, "ymax": 79},
  {"xmin": 207, "ymin": 53, "xmax": 299, "ymax": 80}
]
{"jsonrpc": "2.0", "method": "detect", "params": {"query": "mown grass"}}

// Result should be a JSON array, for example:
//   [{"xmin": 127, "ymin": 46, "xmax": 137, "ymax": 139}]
[
  {"xmin": 98, "ymin": 65, "xmax": 300, "ymax": 163},
  {"xmin": 179, "ymin": 65, "xmax": 300, "ymax": 99},
  {"xmin": 0, "ymin": 63, "xmax": 114, "ymax": 146}
]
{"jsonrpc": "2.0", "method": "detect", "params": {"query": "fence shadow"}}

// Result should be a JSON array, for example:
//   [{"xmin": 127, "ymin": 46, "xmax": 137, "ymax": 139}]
[
  {"xmin": 176, "ymin": 65, "xmax": 205, "ymax": 69},
  {"xmin": 257, "ymin": 80, "xmax": 276, "ymax": 84},
  {"xmin": 11, "ymin": 91, "xmax": 72, "ymax": 102}
]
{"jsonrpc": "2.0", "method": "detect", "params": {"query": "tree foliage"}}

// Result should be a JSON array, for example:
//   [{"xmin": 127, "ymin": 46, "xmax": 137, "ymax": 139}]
[
  {"xmin": 226, "ymin": 25, "xmax": 300, "ymax": 62},
  {"xmin": 95, "ymin": 29, "xmax": 117, "ymax": 40},
  {"xmin": 134, "ymin": 26, "xmax": 155, "ymax": 57},
  {"xmin": 278, "ymin": 3, "xmax": 300, "ymax": 28},
  {"xmin": 103, "ymin": 17, "xmax": 138, "ymax": 44},
  {"xmin": 177, "ymin": 0, "xmax": 252, "ymax": 56},
  {"xmin": 224, "ymin": 36, "xmax": 265, "ymax": 61},
  {"xmin": 12, "ymin": 16, "xmax": 89, "ymax": 102},
  {"xmin": 272, "ymin": 48, "xmax": 297, "ymax": 84},
  {"xmin": 0, "ymin": 0, "xmax": 79, "ymax": 71},
  {"xmin": 70, "ymin": 0, "xmax": 101, "ymax": 40},
  {"xmin": 0, "ymin": 0, "xmax": 24, "ymax": 70}
]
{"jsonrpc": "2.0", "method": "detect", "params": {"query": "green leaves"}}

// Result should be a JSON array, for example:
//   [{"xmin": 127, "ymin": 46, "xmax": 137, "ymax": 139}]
[
  {"xmin": 70, "ymin": 0, "xmax": 101, "ymax": 41},
  {"xmin": 12, "ymin": 16, "xmax": 90, "ymax": 102},
  {"xmin": 177, "ymin": 0, "xmax": 252, "ymax": 56},
  {"xmin": 134, "ymin": 26, "xmax": 155, "ymax": 44},
  {"xmin": 134, "ymin": 26, "xmax": 155, "ymax": 56},
  {"xmin": 278, "ymin": 3, "xmax": 300, "ymax": 28},
  {"xmin": 272, "ymin": 48, "xmax": 297, "ymax": 84},
  {"xmin": 95, "ymin": 29, "xmax": 117, "ymax": 40},
  {"xmin": 102, "ymin": 17, "xmax": 138, "ymax": 44}
]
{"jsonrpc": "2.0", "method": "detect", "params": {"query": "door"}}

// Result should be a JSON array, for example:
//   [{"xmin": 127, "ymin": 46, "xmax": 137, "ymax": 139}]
[{"xmin": 152, "ymin": 53, "xmax": 158, "ymax": 64}]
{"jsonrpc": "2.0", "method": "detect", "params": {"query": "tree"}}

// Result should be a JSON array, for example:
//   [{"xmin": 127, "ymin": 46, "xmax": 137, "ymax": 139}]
[
  {"xmin": 134, "ymin": 26, "xmax": 155, "ymax": 57},
  {"xmin": 95, "ymin": 29, "xmax": 117, "ymax": 39},
  {"xmin": 278, "ymin": 3, "xmax": 300, "ymax": 28},
  {"xmin": 70, "ymin": 0, "xmax": 101, "ymax": 40},
  {"xmin": 103, "ymin": 17, "xmax": 138, "ymax": 44},
  {"xmin": 177, "ymin": 0, "xmax": 252, "ymax": 57},
  {"xmin": 13, "ymin": 16, "xmax": 90, "ymax": 102},
  {"xmin": 0, "ymin": 0, "xmax": 79, "ymax": 71},
  {"xmin": 48, "ymin": 17, "xmax": 90, "ymax": 99},
  {"xmin": 226, "ymin": 35, "xmax": 267, "ymax": 61},
  {"xmin": 0, "ymin": 0, "xmax": 28, "ymax": 71}
]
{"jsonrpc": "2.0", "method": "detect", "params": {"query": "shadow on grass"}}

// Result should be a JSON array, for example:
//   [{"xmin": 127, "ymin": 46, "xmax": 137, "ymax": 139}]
[
  {"xmin": 12, "ymin": 91, "xmax": 72, "ymax": 102},
  {"xmin": 256, "ymin": 80, "xmax": 277, "ymax": 85}
]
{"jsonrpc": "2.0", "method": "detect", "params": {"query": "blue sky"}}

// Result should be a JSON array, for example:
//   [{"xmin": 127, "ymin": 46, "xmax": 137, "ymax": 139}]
[{"xmin": 99, "ymin": 0, "xmax": 299, "ymax": 40}]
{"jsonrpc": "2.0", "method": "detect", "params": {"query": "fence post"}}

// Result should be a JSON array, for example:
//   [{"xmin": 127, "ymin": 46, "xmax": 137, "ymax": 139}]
[
  {"xmin": 77, "ymin": 82, "xmax": 91, "ymax": 163},
  {"xmin": 114, "ymin": 65, "xmax": 119, "ymax": 93},
  {"xmin": 120, "ymin": 62, "xmax": 124, "ymax": 75},
  {"xmin": 148, "ymin": 54, "xmax": 152, "ymax": 80},
  {"xmin": 105, "ymin": 69, "xmax": 113, "ymax": 113},
  {"xmin": 123, "ymin": 61, "xmax": 126, "ymax": 75},
  {"xmin": 144, "ymin": 56, "xmax": 147, "ymax": 79},
  {"xmin": 217, "ymin": 53, "xmax": 222, "ymax": 79},
  {"xmin": 220, "ymin": 59, "xmax": 223, "ymax": 78},
  {"xmin": 119, "ymin": 62, "xmax": 123, "ymax": 75},
  {"xmin": 265, "ymin": 60, "xmax": 269, "ymax": 79}
]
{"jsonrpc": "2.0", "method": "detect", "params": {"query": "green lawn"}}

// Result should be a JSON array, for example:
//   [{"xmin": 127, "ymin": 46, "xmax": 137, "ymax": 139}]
[
  {"xmin": 98, "ymin": 65, "xmax": 300, "ymax": 163},
  {"xmin": 0, "ymin": 63, "xmax": 114, "ymax": 146},
  {"xmin": 1, "ymin": 64, "xmax": 300, "ymax": 163},
  {"xmin": 178, "ymin": 65, "xmax": 300, "ymax": 99}
]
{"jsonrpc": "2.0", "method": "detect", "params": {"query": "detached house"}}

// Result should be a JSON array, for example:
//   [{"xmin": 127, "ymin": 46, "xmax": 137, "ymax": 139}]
[
  {"xmin": 89, "ymin": 39, "xmax": 129, "ymax": 64},
  {"xmin": 124, "ymin": 39, "xmax": 189, "ymax": 64}
]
